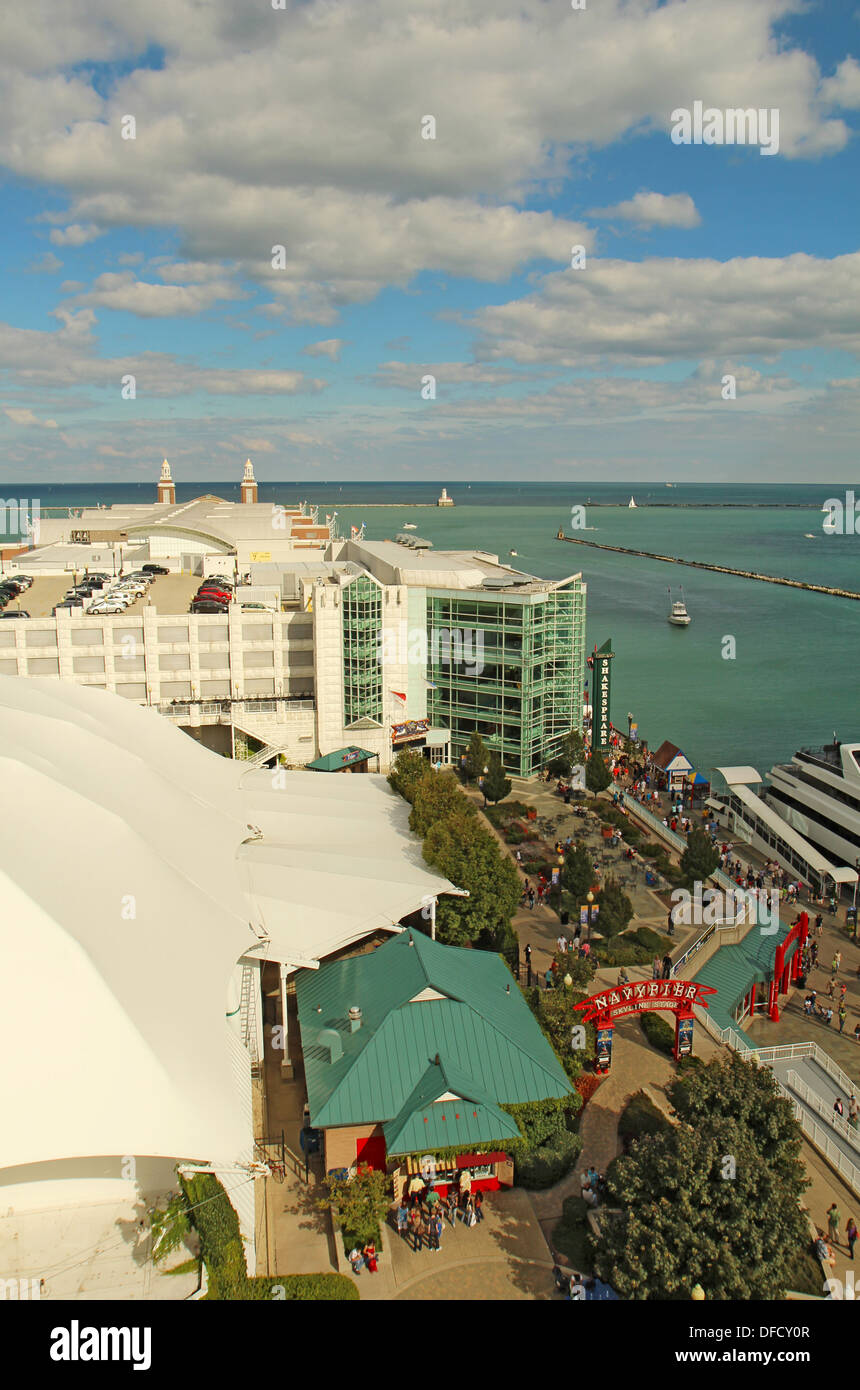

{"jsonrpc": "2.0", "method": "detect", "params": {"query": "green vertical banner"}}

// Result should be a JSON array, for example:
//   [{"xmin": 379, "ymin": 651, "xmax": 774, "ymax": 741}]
[{"xmin": 591, "ymin": 638, "xmax": 614, "ymax": 754}]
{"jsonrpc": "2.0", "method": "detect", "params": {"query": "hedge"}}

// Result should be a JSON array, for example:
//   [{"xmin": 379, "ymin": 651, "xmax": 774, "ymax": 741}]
[
  {"xmin": 639, "ymin": 1010, "xmax": 676, "ymax": 1055},
  {"xmin": 179, "ymin": 1173, "xmax": 358, "ymax": 1301},
  {"xmin": 629, "ymin": 926, "xmax": 674, "ymax": 954},
  {"xmin": 552, "ymin": 1195, "xmax": 593, "ymax": 1269},
  {"xmin": 514, "ymin": 1127, "xmax": 583, "ymax": 1190}
]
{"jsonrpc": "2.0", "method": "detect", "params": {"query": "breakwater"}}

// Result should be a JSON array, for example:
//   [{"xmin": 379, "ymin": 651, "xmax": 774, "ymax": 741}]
[{"xmin": 555, "ymin": 531, "xmax": 860, "ymax": 601}]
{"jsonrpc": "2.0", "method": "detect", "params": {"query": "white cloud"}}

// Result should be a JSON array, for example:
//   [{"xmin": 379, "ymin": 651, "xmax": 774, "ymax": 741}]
[
  {"xmin": 0, "ymin": 0, "xmax": 851, "ymax": 319},
  {"xmin": 26, "ymin": 251, "xmax": 63, "ymax": 273},
  {"xmin": 303, "ymin": 339, "xmax": 346, "ymax": 361},
  {"xmin": 48, "ymin": 223, "xmax": 102, "ymax": 247},
  {"xmin": 3, "ymin": 407, "xmax": 58, "ymax": 429},
  {"xmin": 0, "ymin": 311, "xmax": 327, "ymax": 396},
  {"xmin": 589, "ymin": 191, "xmax": 701, "ymax": 229},
  {"xmin": 472, "ymin": 252, "xmax": 860, "ymax": 366},
  {"xmin": 65, "ymin": 271, "xmax": 243, "ymax": 317},
  {"xmin": 820, "ymin": 57, "xmax": 860, "ymax": 109}
]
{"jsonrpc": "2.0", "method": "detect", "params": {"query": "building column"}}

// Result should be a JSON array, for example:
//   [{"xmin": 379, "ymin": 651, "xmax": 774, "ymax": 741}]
[{"xmin": 279, "ymin": 964, "xmax": 293, "ymax": 1079}]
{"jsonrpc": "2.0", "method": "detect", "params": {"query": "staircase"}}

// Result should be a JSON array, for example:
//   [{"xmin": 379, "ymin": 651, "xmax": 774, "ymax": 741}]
[{"xmin": 240, "ymin": 963, "xmax": 261, "ymax": 1076}]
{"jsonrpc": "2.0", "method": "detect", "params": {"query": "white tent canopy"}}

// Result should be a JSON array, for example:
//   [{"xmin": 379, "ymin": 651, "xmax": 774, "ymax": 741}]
[{"xmin": 0, "ymin": 677, "xmax": 457, "ymax": 1173}]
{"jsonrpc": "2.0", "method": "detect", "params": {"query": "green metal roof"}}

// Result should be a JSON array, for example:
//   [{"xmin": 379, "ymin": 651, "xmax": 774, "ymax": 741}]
[
  {"xmin": 382, "ymin": 1059, "xmax": 522, "ymax": 1155},
  {"xmin": 691, "ymin": 921, "xmax": 800, "ymax": 1034},
  {"xmin": 306, "ymin": 746, "xmax": 377, "ymax": 772},
  {"xmin": 297, "ymin": 931, "xmax": 572, "ymax": 1137}
]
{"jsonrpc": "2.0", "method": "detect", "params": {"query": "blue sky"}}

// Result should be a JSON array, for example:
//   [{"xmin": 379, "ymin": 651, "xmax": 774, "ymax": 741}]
[{"xmin": 1, "ymin": 0, "xmax": 859, "ymax": 482}]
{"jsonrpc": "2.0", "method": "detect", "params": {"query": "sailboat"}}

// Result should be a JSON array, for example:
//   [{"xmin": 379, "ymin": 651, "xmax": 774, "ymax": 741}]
[
  {"xmin": 628, "ymin": 496, "xmax": 637, "ymax": 509},
  {"xmin": 667, "ymin": 587, "xmax": 691, "ymax": 626}
]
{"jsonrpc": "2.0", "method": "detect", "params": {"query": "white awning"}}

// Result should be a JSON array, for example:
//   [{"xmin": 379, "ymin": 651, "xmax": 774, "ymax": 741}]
[{"xmin": 714, "ymin": 765, "xmax": 762, "ymax": 786}]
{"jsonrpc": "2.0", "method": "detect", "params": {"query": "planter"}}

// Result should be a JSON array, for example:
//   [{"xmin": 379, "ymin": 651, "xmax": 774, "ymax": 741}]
[{"xmin": 601, "ymin": 827, "xmax": 612, "ymax": 840}]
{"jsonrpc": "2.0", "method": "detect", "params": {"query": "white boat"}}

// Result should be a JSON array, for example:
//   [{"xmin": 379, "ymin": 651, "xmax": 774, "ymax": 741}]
[
  {"xmin": 667, "ymin": 587, "xmax": 691, "ymax": 626},
  {"xmin": 804, "ymin": 533, "xmax": 816, "ymax": 539},
  {"xmin": 402, "ymin": 522, "xmax": 417, "ymax": 530},
  {"xmin": 509, "ymin": 549, "xmax": 518, "ymax": 556},
  {"xmin": 628, "ymin": 496, "xmax": 637, "ymax": 508}
]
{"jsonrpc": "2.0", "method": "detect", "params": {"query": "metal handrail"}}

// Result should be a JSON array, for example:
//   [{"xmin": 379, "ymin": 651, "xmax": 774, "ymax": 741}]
[{"xmin": 785, "ymin": 1070, "xmax": 860, "ymax": 1158}]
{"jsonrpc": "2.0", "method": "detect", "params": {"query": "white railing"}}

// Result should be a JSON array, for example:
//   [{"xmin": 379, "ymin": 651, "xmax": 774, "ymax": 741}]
[
  {"xmin": 785, "ymin": 1070, "xmax": 860, "ymax": 1158},
  {"xmin": 785, "ymin": 1073, "xmax": 860, "ymax": 1196}
]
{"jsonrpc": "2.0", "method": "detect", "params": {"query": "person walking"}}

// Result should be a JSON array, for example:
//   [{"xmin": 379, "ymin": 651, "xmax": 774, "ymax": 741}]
[
  {"xmin": 524, "ymin": 942, "xmax": 532, "ymax": 974},
  {"xmin": 815, "ymin": 913, "xmax": 823, "ymax": 936},
  {"xmin": 474, "ymin": 1191, "xmax": 484, "ymax": 1224},
  {"xmin": 827, "ymin": 1202, "xmax": 841, "ymax": 1245},
  {"xmin": 408, "ymin": 1204, "xmax": 423, "ymax": 1252},
  {"xmin": 652, "ymin": 956, "xmax": 660, "ymax": 981},
  {"xmin": 834, "ymin": 1096, "xmax": 845, "ymax": 1120},
  {"xmin": 528, "ymin": 887, "xmax": 535, "ymax": 911},
  {"xmin": 428, "ymin": 1212, "xmax": 443, "ymax": 1253},
  {"xmin": 849, "ymin": 1095, "xmax": 859, "ymax": 1129},
  {"xmin": 661, "ymin": 952, "xmax": 673, "ymax": 980},
  {"xmin": 846, "ymin": 1217, "xmax": 858, "ymax": 1260},
  {"xmin": 445, "ymin": 1186, "xmax": 458, "ymax": 1227},
  {"xmin": 463, "ymin": 1196, "xmax": 477, "ymax": 1228},
  {"xmin": 396, "ymin": 1199, "xmax": 409, "ymax": 1241},
  {"xmin": 839, "ymin": 1004, "xmax": 847, "ymax": 1033}
]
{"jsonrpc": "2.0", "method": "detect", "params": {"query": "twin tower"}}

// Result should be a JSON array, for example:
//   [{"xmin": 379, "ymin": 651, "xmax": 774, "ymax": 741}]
[{"xmin": 157, "ymin": 458, "xmax": 259, "ymax": 506}]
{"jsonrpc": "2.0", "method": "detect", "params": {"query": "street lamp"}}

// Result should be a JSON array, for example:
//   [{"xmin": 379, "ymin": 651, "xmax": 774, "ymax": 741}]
[{"xmin": 586, "ymin": 889, "xmax": 594, "ymax": 939}]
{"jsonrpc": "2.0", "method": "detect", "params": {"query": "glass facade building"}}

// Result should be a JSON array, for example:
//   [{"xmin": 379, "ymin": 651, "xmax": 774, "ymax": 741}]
[
  {"xmin": 426, "ymin": 579, "xmax": 586, "ymax": 776},
  {"xmin": 342, "ymin": 574, "xmax": 383, "ymax": 726}
]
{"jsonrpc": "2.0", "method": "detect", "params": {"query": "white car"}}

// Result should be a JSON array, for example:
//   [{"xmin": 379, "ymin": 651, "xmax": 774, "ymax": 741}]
[
  {"xmin": 88, "ymin": 599, "xmax": 129, "ymax": 614},
  {"xmin": 114, "ymin": 584, "xmax": 146, "ymax": 597}
]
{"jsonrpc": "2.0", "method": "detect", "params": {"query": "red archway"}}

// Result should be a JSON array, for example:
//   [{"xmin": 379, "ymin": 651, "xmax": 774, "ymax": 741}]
[{"xmin": 574, "ymin": 978, "xmax": 718, "ymax": 1069}]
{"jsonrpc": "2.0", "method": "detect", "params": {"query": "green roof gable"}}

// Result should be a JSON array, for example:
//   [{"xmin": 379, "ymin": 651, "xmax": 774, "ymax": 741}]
[
  {"xmin": 383, "ymin": 1059, "xmax": 521, "ymax": 1155},
  {"xmin": 297, "ymin": 931, "xmax": 571, "ymax": 1135}
]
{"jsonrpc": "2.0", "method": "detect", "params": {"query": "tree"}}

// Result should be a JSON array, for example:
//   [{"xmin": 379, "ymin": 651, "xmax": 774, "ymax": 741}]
[
  {"xmin": 149, "ymin": 1192, "xmax": 192, "ymax": 1265},
  {"xmin": 560, "ymin": 728, "xmax": 586, "ymax": 775},
  {"xmin": 585, "ymin": 751, "xmax": 611, "ymax": 794},
  {"xmin": 408, "ymin": 770, "xmax": 471, "ymax": 838},
  {"xmin": 561, "ymin": 842, "xmax": 594, "ymax": 902},
  {"xmin": 462, "ymin": 731, "xmax": 489, "ymax": 783},
  {"xmin": 668, "ymin": 1054, "xmax": 806, "ymax": 1183},
  {"xmin": 595, "ymin": 876, "xmax": 633, "ymax": 938},
  {"xmin": 679, "ymin": 826, "xmax": 720, "ymax": 890},
  {"xmin": 387, "ymin": 748, "xmax": 429, "ymax": 803},
  {"xmin": 483, "ymin": 752, "xmax": 511, "ymax": 806},
  {"xmin": 595, "ymin": 1118, "xmax": 809, "ymax": 1299},
  {"xmin": 528, "ymin": 971, "xmax": 595, "ymax": 1083},
  {"xmin": 423, "ymin": 808, "xmax": 521, "ymax": 946},
  {"xmin": 317, "ymin": 1166, "xmax": 392, "ymax": 1246},
  {"xmin": 594, "ymin": 1055, "xmax": 810, "ymax": 1299}
]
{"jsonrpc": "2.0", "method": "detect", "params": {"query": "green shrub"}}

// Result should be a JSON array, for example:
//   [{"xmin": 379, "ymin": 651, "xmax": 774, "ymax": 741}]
[
  {"xmin": 596, "ymin": 938, "xmax": 650, "ymax": 967},
  {"xmin": 639, "ymin": 1010, "xmax": 676, "ymax": 1055},
  {"xmin": 243, "ymin": 1275, "xmax": 359, "ymax": 1301},
  {"xmin": 637, "ymin": 842, "xmax": 663, "ymax": 859},
  {"xmin": 618, "ymin": 1090, "xmax": 673, "ymax": 1150},
  {"xmin": 514, "ymin": 1127, "xmax": 583, "ymax": 1190},
  {"xmin": 629, "ymin": 926, "xmax": 673, "ymax": 954}
]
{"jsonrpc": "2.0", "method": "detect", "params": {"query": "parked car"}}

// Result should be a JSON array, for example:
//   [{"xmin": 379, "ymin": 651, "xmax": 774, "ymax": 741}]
[
  {"xmin": 141, "ymin": 563, "xmax": 169, "ymax": 575},
  {"xmin": 0, "ymin": 611, "xmax": 31, "ymax": 619},
  {"xmin": 1, "ymin": 582, "xmax": 26, "ymax": 597},
  {"xmin": 88, "ymin": 599, "xmax": 130, "ymax": 614},
  {"xmin": 241, "ymin": 602, "xmax": 277, "ymax": 612},
  {"xmin": 53, "ymin": 599, "xmax": 84, "ymax": 612},
  {"xmin": 114, "ymin": 583, "xmax": 146, "ymax": 597},
  {"xmin": 197, "ymin": 588, "xmax": 232, "ymax": 603},
  {"xmin": 190, "ymin": 599, "xmax": 229, "ymax": 613},
  {"xmin": 9, "ymin": 575, "xmax": 33, "ymax": 588}
]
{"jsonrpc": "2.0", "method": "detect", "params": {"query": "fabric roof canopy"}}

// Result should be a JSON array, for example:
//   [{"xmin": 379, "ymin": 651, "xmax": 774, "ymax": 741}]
[
  {"xmin": 0, "ymin": 677, "xmax": 457, "ymax": 1173},
  {"xmin": 306, "ymin": 746, "xmax": 377, "ymax": 772}
]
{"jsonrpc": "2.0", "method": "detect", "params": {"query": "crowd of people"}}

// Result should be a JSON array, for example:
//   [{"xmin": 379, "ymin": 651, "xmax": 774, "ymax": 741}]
[{"xmin": 394, "ymin": 1171, "xmax": 484, "ymax": 1254}]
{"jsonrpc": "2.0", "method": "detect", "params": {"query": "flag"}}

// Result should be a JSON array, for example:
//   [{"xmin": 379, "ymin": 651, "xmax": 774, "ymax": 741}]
[
  {"xmin": 423, "ymin": 678, "xmax": 437, "ymax": 690},
  {"xmin": 391, "ymin": 690, "xmax": 406, "ymax": 702}
]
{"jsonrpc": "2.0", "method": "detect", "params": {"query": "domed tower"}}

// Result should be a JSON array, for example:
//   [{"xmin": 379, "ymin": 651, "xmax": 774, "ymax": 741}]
[
  {"xmin": 157, "ymin": 458, "xmax": 176, "ymax": 504},
  {"xmin": 241, "ymin": 457, "xmax": 258, "ymax": 505}
]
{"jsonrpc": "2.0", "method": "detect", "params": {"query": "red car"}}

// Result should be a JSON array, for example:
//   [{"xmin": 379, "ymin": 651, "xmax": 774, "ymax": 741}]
[{"xmin": 196, "ymin": 587, "xmax": 232, "ymax": 603}]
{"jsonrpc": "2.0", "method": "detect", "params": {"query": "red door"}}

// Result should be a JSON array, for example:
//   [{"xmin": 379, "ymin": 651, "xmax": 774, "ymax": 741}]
[{"xmin": 355, "ymin": 1134, "xmax": 387, "ymax": 1171}]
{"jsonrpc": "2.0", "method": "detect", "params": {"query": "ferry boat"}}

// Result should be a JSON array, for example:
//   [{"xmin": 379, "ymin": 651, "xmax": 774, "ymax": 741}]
[
  {"xmin": 764, "ymin": 740, "xmax": 860, "ymax": 875},
  {"xmin": 667, "ymin": 587, "xmax": 691, "ymax": 626}
]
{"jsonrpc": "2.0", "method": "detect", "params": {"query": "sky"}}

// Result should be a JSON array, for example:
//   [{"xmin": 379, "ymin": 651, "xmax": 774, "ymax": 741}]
[{"xmin": 1, "ymin": 0, "xmax": 859, "ymax": 483}]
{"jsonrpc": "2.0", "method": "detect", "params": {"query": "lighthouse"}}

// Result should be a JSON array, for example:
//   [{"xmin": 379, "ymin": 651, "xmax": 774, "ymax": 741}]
[
  {"xmin": 241, "ymin": 457, "xmax": 258, "ymax": 505},
  {"xmin": 157, "ymin": 459, "xmax": 176, "ymax": 504}
]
